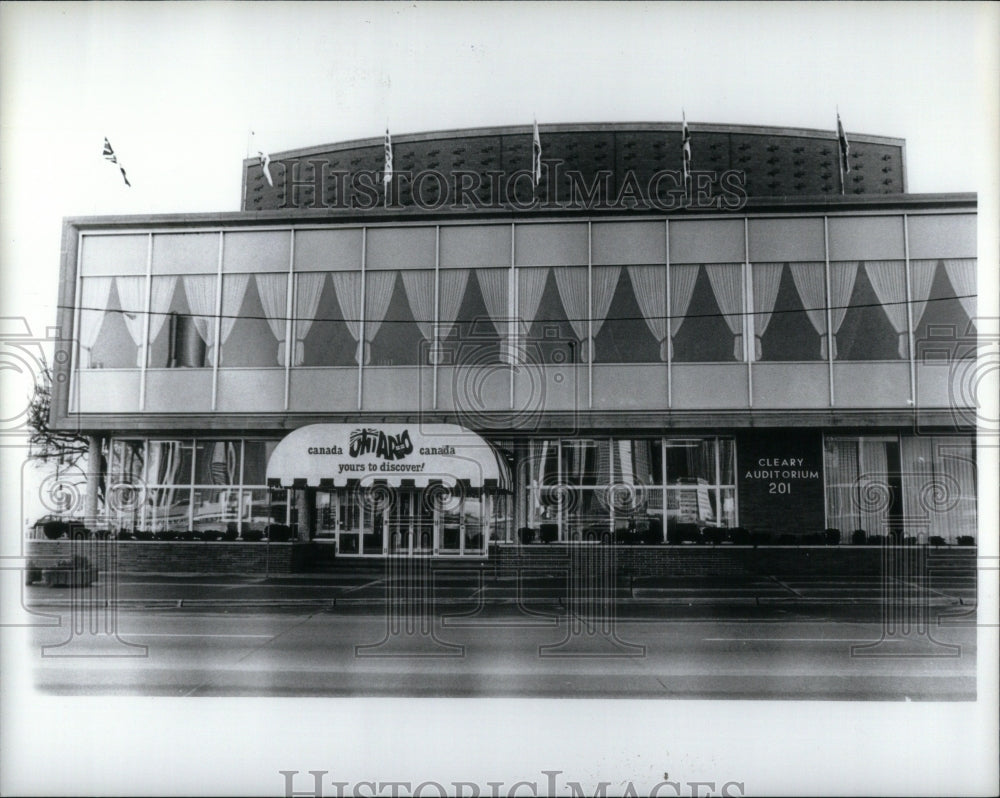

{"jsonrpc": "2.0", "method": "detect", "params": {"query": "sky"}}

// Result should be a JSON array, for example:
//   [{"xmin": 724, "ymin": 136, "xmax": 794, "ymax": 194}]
[{"xmin": 1, "ymin": 2, "xmax": 998, "ymax": 796}]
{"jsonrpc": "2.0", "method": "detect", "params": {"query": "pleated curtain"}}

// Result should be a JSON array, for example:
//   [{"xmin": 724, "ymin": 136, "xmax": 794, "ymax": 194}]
[
  {"xmin": 627, "ymin": 266, "xmax": 668, "ymax": 361},
  {"xmin": 591, "ymin": 266, "xmax": 621, "ymax": 356},
  {"xmin": 114, "ymin": 276, "xmax": 148, "ymax": 366},
  {"xmin": 828, "ymin": 262, "xmax": 860, "ymax": 359},
  {"xmin": 436, "ymin": 269, "xmax": 470, "ymax": 363},
  {"xmin": 292, "ymin": 273, "xmax": 326, "ymax": 366},
  {"xmin": 943, "ymin": 258, "xmax": 976, "ymax": 319},
  {"xmin": 476, "ymin": 269, "xmax": 511, "ymax": 361},
  {"xmin": 668, "ymin": 265, "xmax": 699, "ymax": 360},
  {"xmin": 859, "ymin": 439, "xmax": 890, "ymax": 536},
  {"xmin": 705, "ymin": 263, "xmax": 745, "ymax": 360},
  {"xmin": 789, "ymin": 262, "xmax": 829, "ymax": 358},
  {"xmin": 553, "ymin": 267, "xmax": 588, "ymax": 359},
  {"xmin": 147, "ymin": 277, "xmax": 176, "ymax": 362},
  {"xmin": 330, "ymin": 271, "xmax": 395, "ymax": 365},
  {"xmin": 825, "ymin": 439, "xmax": 860, "ymax": 533},
  {"xmin": 363, "ymin": 271, "xmax": 397, "ymax": 364},
  {"xmin": 900, "ymin": 435, "xmax": 935, "ymax": 540},
  {"xmin": 908, "ymin": 259, "xmax": 938, "ymax": 331},
  {"xmin": 901, "ymin": 436, "xmax": 976, "ymax": 542},
  {"xmin": 182, "ymin": 275, "xmax": 219, "ymax": 362},
  {"xmin": 254, "ymin": 274, "xmax": 289, "ymax": 365},
  {"xmin": 516, "ymin": 268, "xmax": 549, "ymax": 361},
  {"xmin": 218, "ymin": 275, "xmax": 250, "ymax": 366},
  {"xmin": 400, "ymin": 272, "xmax": 435, "ymax": 341},
  {"xmin": 864, "ymin": 260, "xmax": 908, "ymax": 359},
  {"xmin": 749, "ymin": 263, "xmax": 783, "ymax": 360},
  {"xmin": 78, "ymin": 277, "xmax": 113, "ymax": 368},
  {"xmin": 330, "ymin": 272, "xmax": 363, "ymax": 363}
]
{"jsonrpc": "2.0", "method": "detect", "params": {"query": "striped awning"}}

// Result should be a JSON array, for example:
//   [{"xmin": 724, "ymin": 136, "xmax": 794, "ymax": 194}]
[{"xmin": 266, "ymin": 423, "xmax": 511, "ymax": 491}]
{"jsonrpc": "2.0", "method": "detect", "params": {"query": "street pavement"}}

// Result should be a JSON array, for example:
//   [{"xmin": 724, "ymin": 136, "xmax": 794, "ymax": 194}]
[
  {"xmin": 21, "ymin": 605, "xmax": 977, "ymax": 699},
  {"xmin": 12, "ymin": 562, "xmax": 980, "ymax": 700}
]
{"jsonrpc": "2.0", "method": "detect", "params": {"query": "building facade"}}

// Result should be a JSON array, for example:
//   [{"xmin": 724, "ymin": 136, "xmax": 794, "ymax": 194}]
[{"xmin": 50, "ymin": 123, "xmax": 978, "ymax": 558}]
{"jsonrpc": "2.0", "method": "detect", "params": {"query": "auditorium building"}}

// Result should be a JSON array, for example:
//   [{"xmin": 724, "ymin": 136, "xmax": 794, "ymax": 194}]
[{"xmin": 49, "ymin": 122, "xmax": 979, "ymax": 560}]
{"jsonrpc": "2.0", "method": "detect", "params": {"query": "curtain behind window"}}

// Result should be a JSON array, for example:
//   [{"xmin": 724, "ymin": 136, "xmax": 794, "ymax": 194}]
[
  {"xmin": 79, "ymin": 277, "xmax": 113, "ymax": 368},
  {"xmin": 789, "ymin": 262, "xmax": 829, "ymax": 358},
  {"xmin": 943, "ymin": 258, "xmax": 976, "ymax": 320},
  {"xmin": 292, "ymin": 273, "xmax": 326, "ymax": 366},
  {"xmin": 668, "ymin": 265, "xmax": 699, "ymax": 360},
  {"xmin": 901, "ymin": 436, "xmax": 976, "ymax": 541},
  {"xmin": 255, "ymin": 273, "xmax": 289, "ymax": 365},
  {"xmin": 864, "ymin": 261, "xmax": 908, "ymax": 359},
  {"xmin": 705, "ymin": 264, "xmax": 744, "ymax": 360},
  {"xmin": 750, "ymin": 263, "xmax": 783, "ymax": 360},
  {"xmin": 627, "ymin": 265, "xmax": 668, "ymax": 360}
]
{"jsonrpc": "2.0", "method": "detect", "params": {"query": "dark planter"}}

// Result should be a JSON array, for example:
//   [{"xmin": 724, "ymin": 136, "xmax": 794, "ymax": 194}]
[
  {"xmin": 824, "ymin": 528, "xmax": 841, "ymax": 545},
  {"xmin": 266, "ymin": 524, "xmax": 292, "ymax": 542},
  {"xmin": 242, "ymin": 529, "xmax": 264, "ymax": 542},
  {"xmin": 42, "ymin": 520, "xmax": 69, "ymax": 540}
]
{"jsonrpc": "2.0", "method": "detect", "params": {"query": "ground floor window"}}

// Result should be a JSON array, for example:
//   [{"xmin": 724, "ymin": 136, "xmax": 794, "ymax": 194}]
[
  {"xmin": 517, "ymin": 436, "xmax": 736, "ymax": 543},
  {"xmin": 824, "ymin": 434, "xmax": 976, "ymax": 543}
]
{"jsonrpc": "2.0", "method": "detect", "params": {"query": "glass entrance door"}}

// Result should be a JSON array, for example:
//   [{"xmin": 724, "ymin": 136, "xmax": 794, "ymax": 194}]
[{"xmin": 328, "ymin": 487, "xmax": 496, "ymax": 557}]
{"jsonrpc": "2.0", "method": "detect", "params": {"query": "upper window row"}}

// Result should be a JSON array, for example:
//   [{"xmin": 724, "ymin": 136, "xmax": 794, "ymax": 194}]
[
  {"xmin": 79, "ymin": 215, "xmax": 975, "ymax": 276},
  {"xmin": 78, "ymin": 259, "xmax": 975, "ymax": 367}
]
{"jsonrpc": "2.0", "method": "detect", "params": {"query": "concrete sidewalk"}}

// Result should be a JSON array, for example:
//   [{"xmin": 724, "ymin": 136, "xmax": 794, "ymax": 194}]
[{"xmin": 19, "ymin": 567, "xmax": 977, "ymax": 611}]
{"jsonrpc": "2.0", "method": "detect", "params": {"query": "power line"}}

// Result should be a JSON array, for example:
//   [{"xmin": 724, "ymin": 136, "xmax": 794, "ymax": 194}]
[{"xmin": 61, "ymin": 292, "xmax": 976, "ymax": 327}]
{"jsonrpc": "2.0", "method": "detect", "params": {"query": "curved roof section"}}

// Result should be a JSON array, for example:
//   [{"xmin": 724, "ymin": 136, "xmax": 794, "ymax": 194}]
[{"xmin": 241, "ymin": 122, "xmax": 906, "ymax": 211}]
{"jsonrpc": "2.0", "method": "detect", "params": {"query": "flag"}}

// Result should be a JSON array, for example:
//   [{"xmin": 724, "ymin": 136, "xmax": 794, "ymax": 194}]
[
  {"xmin": 532, "ymin": 118, "xmax": 542, "ymax": 186},
  {"xmin": 383, "ymin": 128, "xmax": 393, "ymax": 185},
  {"xmin": 102, "ymin": 137, "xmax": 131, "ymax": 187},
  {"xmin": 836, "ymin": 112, "xmax": 851, "ymax": 174},
  {"xmin": 258, "ymin": 150, "xmax": 273, "ymax": 187},
  {"xmin": 383, "ymin": 128, "xmax": 393, "ymax": 207},
  {"xmin": 681, "ymin": 112, "xmax": 692, "ymax": 189}
]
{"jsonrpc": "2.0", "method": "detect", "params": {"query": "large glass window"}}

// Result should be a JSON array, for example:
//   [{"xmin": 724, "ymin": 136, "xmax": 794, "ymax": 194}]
[
  {"xmin": 523, "ymin": 437, "xmax": 731, "ymax": 542},
  {"xmin": 219, "ymin": 274, "xmax": 276, "ymax": 367},
  {"xmin": 671, "ymin": 265, "xmax": 744, "ymax": 362},
  {"xmin": 834, "ymin": 261, "xmax": 908, "ymax": 360},
  {"xmin": 79, "ymin": 276, "xmax": 146, "ymax": 369},
  {"xmin": 912, "ymin": 259, "xmax": 977, "ymax": 358},
  {"xmin": 367, "ymin": 270, "xmax": 427, "ymax": 365},
  {"xmin": 595, "ymin": 268, "xmax": 660, "ymax": 363},
  {"xmin": 105, "ymin": 438, "xmax": 288, "ymax": 539},
  {"xmin": 147, "ymin": 274, "xmax": 207, "ymax": 368},
  {"xmin": 444, "ymin": 268, "xmax": 506, "ymax": 365},
  {"xmin": 751, "ymin": 263, "xmax": 825, "ymax": 361},
  {"xmin": 900, "ymin": 435, "xmax": 976, "ymax": 543},
  {"xmin": 519, "ymin": 268, "xmax": 577, "ymax": 364},
  {"xmin": 824, "ymin": 436, "xmax": 902, "ymax": 540}
]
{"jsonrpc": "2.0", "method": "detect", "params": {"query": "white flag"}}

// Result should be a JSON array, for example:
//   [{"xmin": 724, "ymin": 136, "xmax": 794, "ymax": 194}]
[{"xmin": 258, "ymin": 150, "xmax": 273, "ymax": 187}]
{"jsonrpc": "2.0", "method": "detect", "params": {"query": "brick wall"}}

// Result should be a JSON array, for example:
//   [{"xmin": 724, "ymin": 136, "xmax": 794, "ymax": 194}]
[
  {"xmin": 26, "ymin": 540, "xmax": 297, "ymax": 575},
  {"xmin": 491, "ymin": 543, "xmax": 976, "ymax": 578}
]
